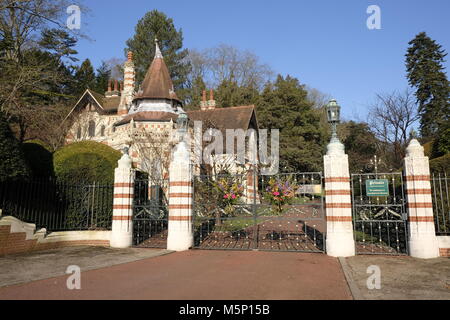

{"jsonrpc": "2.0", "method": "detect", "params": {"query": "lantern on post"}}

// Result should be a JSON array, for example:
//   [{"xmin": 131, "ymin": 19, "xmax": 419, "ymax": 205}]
[
  {"xmin": 326, "ymin": 99, "xmax": 341, "ymax": 143},
  {"xmin": 177, "ymin": 111, "xmax": 188, "ymax": 136}
]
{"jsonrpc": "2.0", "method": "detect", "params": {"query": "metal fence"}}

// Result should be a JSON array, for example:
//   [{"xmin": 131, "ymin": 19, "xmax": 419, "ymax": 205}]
[
  {"xmin": 0, "ymin": 178, "xmax": 114, "ymax": 231},
  {"xmin": 431, "ymin": 172, "xmax": 450, "ymax": 235}
]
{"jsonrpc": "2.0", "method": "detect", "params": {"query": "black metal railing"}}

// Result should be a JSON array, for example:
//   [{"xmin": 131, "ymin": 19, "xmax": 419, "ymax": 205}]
[
  {"xmin": 431, "ymin": 172, "xmax": 450, "ymax": 235},
  {"xmin": 0, "ymin": 178, "xmax": 114, "ymax": 231}
]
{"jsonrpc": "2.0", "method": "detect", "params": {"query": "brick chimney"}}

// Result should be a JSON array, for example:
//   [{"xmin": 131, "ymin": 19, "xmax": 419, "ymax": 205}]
[
  {"xmin": 111, "ymin": 79, "xmax": 119, "ymax": 97},
  {"xmin": 208, "ymin": 89, "xmax": 216, "ymax": 110},
  {"xmin": 123, "ymin": 51, "xmax": 135, "ymax": 99},
  {"xmin": 105, "ymin": 79, "xmax": 112, "ymax": 97},
  {"xmin": 200, "ymin": 90, "xmax": 207, "ymax": 110},
  {"xmin": 118, "ymin": 51, "xmax": 135, "ymax": 115}
]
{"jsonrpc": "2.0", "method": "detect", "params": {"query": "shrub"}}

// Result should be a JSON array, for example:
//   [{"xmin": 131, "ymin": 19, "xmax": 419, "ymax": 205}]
[
  {"xmin": 264, "ymin": 177, "xmax": 298, "ymax": 213},
  {"xmin": 422, "ymin": 140, "xmax": 433, "ymax": 158},
  {"xmin": 53, "ymin": 141, "xmax": 121, "ymax": 184},
  {"xmin": 429, "ymin": 153, "xmax": 450, "ymax": 174},
  {"xmin": 432, "ymin": 127, "xmax": 450, "ymax": 158},
  {"xmin": 0, "ymin": 111, "xmax": 29, "ymax": 181},
  {"xmin": 22, "ymin": 140, "xmax": 54, "ymax": 177}
]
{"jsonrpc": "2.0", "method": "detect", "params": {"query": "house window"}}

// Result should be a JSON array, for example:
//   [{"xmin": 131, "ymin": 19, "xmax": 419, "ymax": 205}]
[
  {"xmin": 76, "ymin": 127, "xmax": 81, "ymax": 139},
  {"xmin": 100, "ymin": 125, "xmax": 105, "ymax": 137},
  {"xmin": 88, "ymin": 120, "xmax": 95, "ymax": 137}
]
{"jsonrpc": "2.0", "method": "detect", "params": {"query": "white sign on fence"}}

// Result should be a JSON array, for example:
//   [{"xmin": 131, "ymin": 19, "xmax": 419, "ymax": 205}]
[{"xmin": 297, "ymin": 184, "xmax": 322, "ymax": 195}]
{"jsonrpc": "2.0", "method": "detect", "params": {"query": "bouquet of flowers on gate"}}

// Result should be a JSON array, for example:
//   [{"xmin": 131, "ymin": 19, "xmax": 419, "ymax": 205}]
[
  {"xmin": 264, "ymin": 177, "xmax": 298, "ymax": 214},
  {"xmin": 214, "ymin": 177, "xmax": 245, "ymax": 215}
]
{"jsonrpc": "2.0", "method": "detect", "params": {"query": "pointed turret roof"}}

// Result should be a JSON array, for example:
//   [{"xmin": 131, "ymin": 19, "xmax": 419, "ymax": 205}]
[{"xmin": 133, "ymin": 39, "xmax": 180, "ymax": 103}]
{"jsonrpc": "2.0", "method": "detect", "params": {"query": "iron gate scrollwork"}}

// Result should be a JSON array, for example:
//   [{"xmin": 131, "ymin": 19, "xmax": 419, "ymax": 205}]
[
  {"xmin": 193, "ymin": 171, "xmax": 326, "ymax": 252},
  {"xmin": 351, "ymin": 172, "xmax": 408, "ymax": 255},
  {"xmin": 132, "ymin": 177, "xmax": 169, "ymax": 247}
]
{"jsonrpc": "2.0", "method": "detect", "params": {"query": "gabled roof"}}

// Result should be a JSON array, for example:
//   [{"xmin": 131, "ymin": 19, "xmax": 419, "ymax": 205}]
[
  {"xmin": 113, "ymin": 105, "xmax": 259, "ymax": 131},
  {"xmin": 133, "ymin": 41, "xmax": 180, "ymax": 103},
  {"xmin": 72, "ymin": 89, "xmax": 120, "ymax": 113},
  {"xmin": 187, "ymin": 105, "xmax": 257, "ymax": 131}
]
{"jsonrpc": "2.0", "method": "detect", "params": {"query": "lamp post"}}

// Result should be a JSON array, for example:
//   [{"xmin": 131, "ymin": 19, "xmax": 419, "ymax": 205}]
[
  {"xmin": 326, "ymin": 99, "xmax": 341, "ymax": 143},
  {"xmin": 325, "ymin": 99, "xmax": 344, "ymax": 156},
  {"xmin": 176, "ymin": 111, "xmax": 188, "ymax": 139}
]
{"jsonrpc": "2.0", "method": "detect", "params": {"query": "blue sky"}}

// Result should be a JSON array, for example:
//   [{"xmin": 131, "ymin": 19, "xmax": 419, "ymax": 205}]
[{"xmin": 74, "ymin": 0, "xmax": 450, "ymax": 121}]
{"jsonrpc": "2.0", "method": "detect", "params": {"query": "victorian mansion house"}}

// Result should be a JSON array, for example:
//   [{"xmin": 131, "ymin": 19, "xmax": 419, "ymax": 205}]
[{"xmin": 65, "ymin": 41, "xmax": 259, "ymax": 177}]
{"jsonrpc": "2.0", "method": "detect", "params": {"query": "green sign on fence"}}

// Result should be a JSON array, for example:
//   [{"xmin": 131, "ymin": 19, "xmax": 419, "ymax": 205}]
[{"xmin": 366, "ymin": 179, "xmax": 389, "ymax": 196}]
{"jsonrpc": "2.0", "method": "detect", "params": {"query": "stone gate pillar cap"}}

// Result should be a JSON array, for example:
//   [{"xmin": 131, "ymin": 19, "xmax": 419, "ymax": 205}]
[
  {"xmin": 118, "ymin": 153, "xmax": 132, "ymax": 168},
  {"xmin": 406, "ymin": 138, "xmax": 424, "ymax": 157},
  {"xmin": 326, "ymin": 139, "xmax": 345, "ymax": 156}
]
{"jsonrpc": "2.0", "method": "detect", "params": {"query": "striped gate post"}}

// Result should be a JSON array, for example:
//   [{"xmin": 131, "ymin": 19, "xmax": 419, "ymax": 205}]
[
  {"xmin": 110, "ymin": 152, "xmax": 135, "ymax": 248},
  {"xmin": 167, "ymin": 138, "xmax": 194, "ymax": 251},
  {"xmin": 323, "ymin": 139, "xmax": 355, "ymax": 257},
  {"xmin": 404, "ymin": 139, "xmax": 439, "ymax": 259}
]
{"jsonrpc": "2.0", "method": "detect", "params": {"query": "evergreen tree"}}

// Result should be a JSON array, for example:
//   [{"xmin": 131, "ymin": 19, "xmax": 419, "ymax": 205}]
[
  {"xmin": 74, "ymin": 59, "xmax": 96, "ymax": 95},
  {"xmin": 184, "ymin": 75, "xmax": 206, "ymax": 110},
  {"xmin": 38, "ymin": 28, "xmax": 78, "ymax": 62},
  {"xmin": 215, "ymin": 79, "xmax": 260, "ymax": 108},
  {"xmin": 341, "ymin": 121, "xmax": 378, "ymax": 172},
  {"xmin": 258, "ymin": 75, "xmax": 326, "ymax": 172},
  {"xmin": 0, "ymin": 111, "xmax": 30, "ymax": 181},
  {"xmin": 125, "ymin": 10, "xmax": 191, "ymax": 92},
  {"xmin": 406, "ymin": 32, "xmax": 450, "ymax": 154},
  {"xmin": 94, "ymin": 61, "xmax": 111, "ymax": 94}
]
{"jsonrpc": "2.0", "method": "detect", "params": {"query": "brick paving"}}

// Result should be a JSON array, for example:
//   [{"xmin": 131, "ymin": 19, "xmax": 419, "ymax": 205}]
[{"xmin": 0, "ymin": 250, "xmax": 352, "ymax": 300}]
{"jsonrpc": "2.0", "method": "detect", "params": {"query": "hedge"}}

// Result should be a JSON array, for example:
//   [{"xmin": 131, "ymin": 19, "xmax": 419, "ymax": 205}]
[
  {"xmin": 53, "ymin": 141, "xmax": 121, "ymax": 184},
  {"xmin": 0, "ymin": 111, "xmax": 29, "ymax": 181},
  {"xmin": 429, "ymin": 153, "xmax": 450, "ymax": 174},
  {"xmin": 22, "ymin": 140, "xmax": 54, "ymax": 177}
]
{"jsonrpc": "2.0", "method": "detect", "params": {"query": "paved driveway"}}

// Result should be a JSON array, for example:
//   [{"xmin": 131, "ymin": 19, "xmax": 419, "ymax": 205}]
[
  {"xmin": 340, "ymin": 255, "xmax": 450, "ymax": 300},
  {"xmin": 0, "ymin": 246, "xmax": 172, "ymax": 288},
  {"xmin": 0, "ymin": 249, "xmax": 352, "ymax": 300}
]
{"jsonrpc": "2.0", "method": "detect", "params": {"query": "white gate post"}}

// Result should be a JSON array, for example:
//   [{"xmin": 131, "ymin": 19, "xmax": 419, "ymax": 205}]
[
  {"xmin": 404, "ymin": 139, "xmax": 439, "ymax": 259},
  {"xmin": 324, "ymin": 138, "xmax": 355, "ymax": 257},
  {"xmin": 167, "ymin": 116, "xmax": 194, "ymax": 251},
  {"xmin": 110, "ymin": 150, "xmax": 135, "ymax": 248}
]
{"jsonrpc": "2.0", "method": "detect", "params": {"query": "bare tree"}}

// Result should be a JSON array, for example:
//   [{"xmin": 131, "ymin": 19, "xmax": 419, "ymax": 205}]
[
  {"xmin": 187, "ymin": 44, "xmax": 274, "ymax": 91},
  {"xmin": 0, "ymin": 0, "xmax": 87, "ymax": 141},
  {"xmin": 368, "ymin": 88, "xmax": 419, "ymax": 168}
]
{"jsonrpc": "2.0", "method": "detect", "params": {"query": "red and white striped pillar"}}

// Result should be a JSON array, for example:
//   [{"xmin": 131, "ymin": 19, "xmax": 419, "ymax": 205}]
[
  {"xmin": 324, "ymin": 140, "xmax": 355, "ymax": 257},
  {"xmin": 167, "ymin": 139, "xmax": 193, "ymax": 251},
  {"xmin": 110, "ymin": 152, "xmax": 135, "ymax": 248},
  {"xmin": 404, "ymin": 139, "xmax": 439, "ymax": 258}
]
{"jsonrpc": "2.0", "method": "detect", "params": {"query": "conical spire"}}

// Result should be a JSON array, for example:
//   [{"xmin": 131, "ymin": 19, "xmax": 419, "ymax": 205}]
[
  {"xmin": 133, "ymin": 38, "xmax": 180, "ymax": 103},
  {"xmin": 154, "ymin": 38, "xmax": 163, "ymax": 59}
]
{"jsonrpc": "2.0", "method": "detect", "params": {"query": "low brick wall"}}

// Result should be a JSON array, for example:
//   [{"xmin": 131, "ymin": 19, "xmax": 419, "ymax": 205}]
[
  {"xmin": 437, "ymin": 236, "xmax": 450, "ymax": 257},
  {"xmin": 0, "ymin": 216, "xmax": 111, "ymax": 256}
]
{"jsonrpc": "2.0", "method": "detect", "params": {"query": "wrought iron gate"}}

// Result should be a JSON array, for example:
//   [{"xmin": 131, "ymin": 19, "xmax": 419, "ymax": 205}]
[
  {"xmin": 132, "ymin": 177, "xmax": 169, "ymax": 247},
  {"xmin": 193, "ymin": 172, "xmax": 325, "ymax": 252},
  {"xmin": 351, "ymin": 172, "xmax": 408, "ymax": 255}
]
